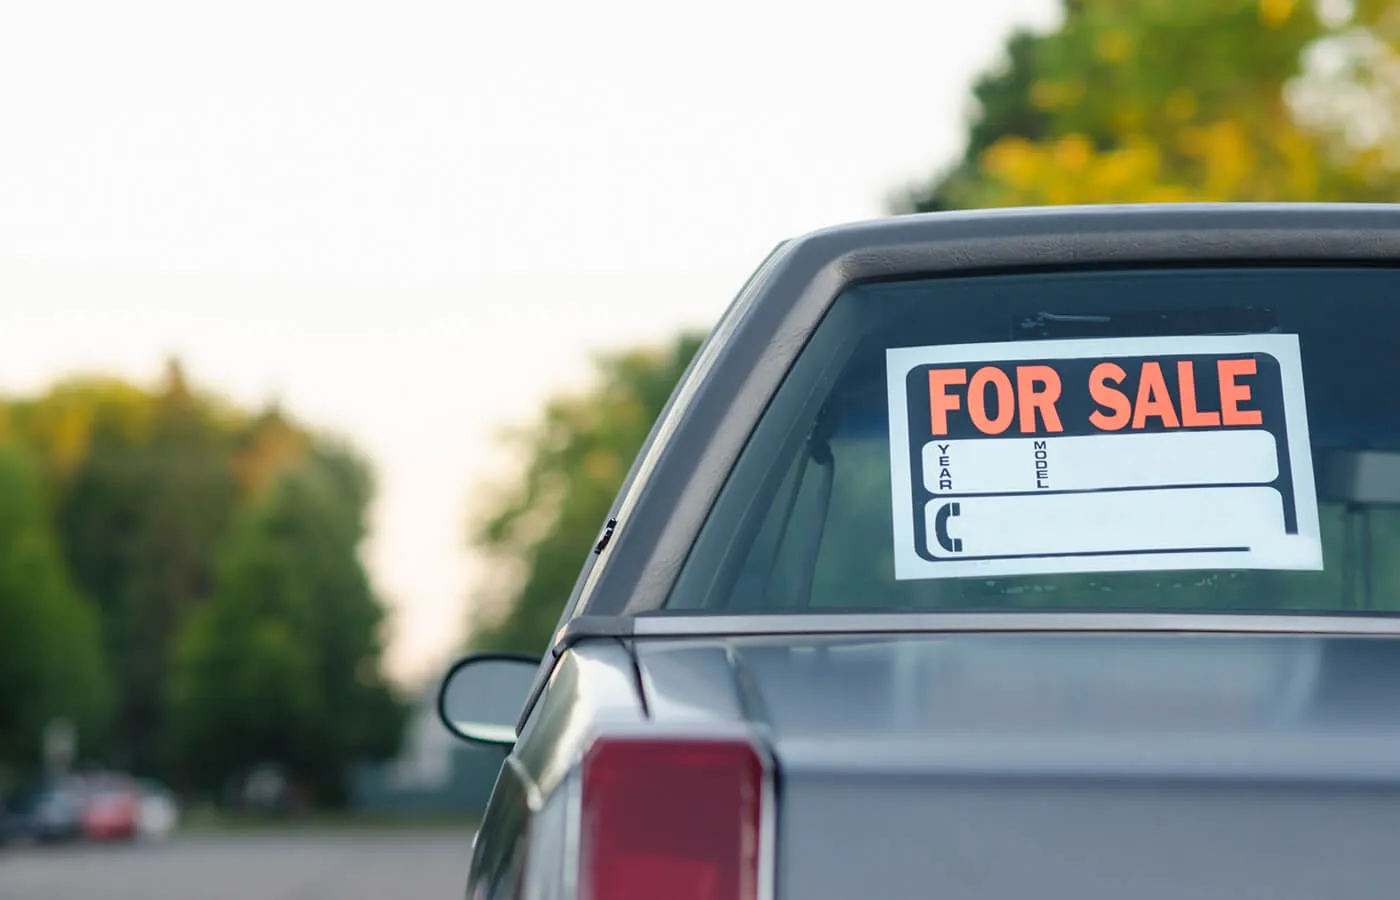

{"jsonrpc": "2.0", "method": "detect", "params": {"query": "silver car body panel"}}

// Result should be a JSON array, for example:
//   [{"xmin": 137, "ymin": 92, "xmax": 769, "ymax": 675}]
[{"xmin": 635, "ymin": 630, "xmax": 1400, "ymax": 900}]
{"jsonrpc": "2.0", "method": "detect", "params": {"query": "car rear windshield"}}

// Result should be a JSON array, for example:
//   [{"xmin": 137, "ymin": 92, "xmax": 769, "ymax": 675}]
[{"xmin": 665, "ymin": 266, "xmax": 1400, "ymax": 615}]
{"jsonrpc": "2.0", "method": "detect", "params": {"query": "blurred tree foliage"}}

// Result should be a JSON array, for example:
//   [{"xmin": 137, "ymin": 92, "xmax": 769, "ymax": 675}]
[
  {"xmin": 0, "ymin": 360, "xmax": 404, "ymax": 801},
  {"xmin": 49, "ymin": 362, "xmax": 240, "ymax": 778},
  {"xmin": 897, "ymin": 0, "xmax": 1400, "ymax": 211},
  {"xmin": 466, "ymin": 334, "xmax": 705, "ymax": 656},
  {"xmin": 167, "ymin": 445, "xmax": 406, "ymax": 805},
  {"xmin": 0, "ymin": 445, "xmax": 111, "ymax": 772}
]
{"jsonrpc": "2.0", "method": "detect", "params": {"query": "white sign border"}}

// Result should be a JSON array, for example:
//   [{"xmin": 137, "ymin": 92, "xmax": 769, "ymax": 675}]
[{"xmin": 885, "ymin": 334, "xmax": 1323, "ymax": 581}]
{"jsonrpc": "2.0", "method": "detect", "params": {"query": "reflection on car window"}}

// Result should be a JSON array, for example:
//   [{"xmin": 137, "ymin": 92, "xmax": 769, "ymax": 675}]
[{"xmin": 666, "ymin": 266, "xmax": 1400, "ymax": 615}]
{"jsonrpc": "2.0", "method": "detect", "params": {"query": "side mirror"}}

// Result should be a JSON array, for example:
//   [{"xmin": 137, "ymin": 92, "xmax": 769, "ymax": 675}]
[{"xmin": 437, "ymin": 653, "xmax": 541, "ymax": 746}]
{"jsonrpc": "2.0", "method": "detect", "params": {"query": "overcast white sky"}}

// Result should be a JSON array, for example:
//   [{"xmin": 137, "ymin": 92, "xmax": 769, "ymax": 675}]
[{"xmin": 0, "ymin": 0, "xmax": 1058, "ymax": 687}]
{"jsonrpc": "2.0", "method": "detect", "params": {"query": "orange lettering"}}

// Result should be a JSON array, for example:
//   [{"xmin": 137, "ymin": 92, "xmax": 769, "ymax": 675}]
[
  {"xmin": 1016, "ymin": 365, "xmax": 1063, "ymax": 434},
  {"xmin": 928, "ymin": 368, "xmax": 967, "ymax": 436},
  {"xmin": 1088, "ymin": 362, "xmax": 1131, "ymax": 431},
  {"xmin": 968, "ymin": 367, "xmax": 1014, "ymax": 435},
  {"xmin": 1132, "ymin": 362, "xmax": 1181, "ymax": 429},
  {"xmin": 1177, "ymin": 360, "xmax": 1221, "ymax": 427},
  {"xmin": 1218, "ymin": 358, "xmax": 1263, "ymax": 426}
]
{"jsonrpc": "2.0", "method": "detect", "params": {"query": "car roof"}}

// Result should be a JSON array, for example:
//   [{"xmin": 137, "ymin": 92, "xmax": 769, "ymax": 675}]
[{"xmin": 780, "ymin": 202, "xmax": 1400, "ymax": 255}]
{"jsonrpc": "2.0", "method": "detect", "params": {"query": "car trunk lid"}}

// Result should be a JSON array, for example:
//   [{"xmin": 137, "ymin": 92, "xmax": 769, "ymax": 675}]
[{"xmin": 634, "ymin": 629, "xmax": 1400, "ymax": 899}]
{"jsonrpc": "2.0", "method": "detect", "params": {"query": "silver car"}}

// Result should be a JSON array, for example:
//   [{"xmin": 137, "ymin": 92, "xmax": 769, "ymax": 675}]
[{"xmin": 441, "ymin": 204, "xmax": 1400, "ymax": 900}]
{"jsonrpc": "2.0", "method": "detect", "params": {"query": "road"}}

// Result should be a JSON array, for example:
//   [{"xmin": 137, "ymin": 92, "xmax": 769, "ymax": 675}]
[{"xmin": 0, "ymin": 831, "xmax": 473, "ymax": 900}]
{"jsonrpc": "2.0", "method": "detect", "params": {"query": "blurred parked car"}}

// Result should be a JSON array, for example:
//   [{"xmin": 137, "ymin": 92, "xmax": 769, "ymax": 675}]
[
  {"xmin": 136, "ymin": 779, "xmax": 178, "ymax": 841},
  {"xmin": 82, "ymin": 783, "xmax": 139, "ymax": 842},
  {"xmin": 0, "ymin": 793, "xmax": 27, "ymax": 846},
  {"xmin": 5, "ymin": 780, "xmax": 86, "ymax": 843}
]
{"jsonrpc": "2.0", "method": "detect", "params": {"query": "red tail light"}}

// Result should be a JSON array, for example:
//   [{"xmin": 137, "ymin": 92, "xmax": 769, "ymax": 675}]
[{"xmin": 579, "ymin": 736, "xmax": 766, "ymax": 900}]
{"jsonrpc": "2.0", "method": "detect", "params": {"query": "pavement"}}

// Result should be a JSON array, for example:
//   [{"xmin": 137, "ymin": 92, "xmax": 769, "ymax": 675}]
[{"xmin": 0, "ymin": 830, "xmax": 474, "ymax": 900}]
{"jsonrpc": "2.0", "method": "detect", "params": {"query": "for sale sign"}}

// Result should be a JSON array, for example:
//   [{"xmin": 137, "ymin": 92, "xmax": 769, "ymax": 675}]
[{"xmin": 885, "ymin": 334, "xmax": 1322, "ymax": 580}]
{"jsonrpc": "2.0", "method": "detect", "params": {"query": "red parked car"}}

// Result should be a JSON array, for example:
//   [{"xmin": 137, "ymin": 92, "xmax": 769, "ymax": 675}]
[{"xmin": 81, "ymin": 786, "xmax": 139, "ymax": 842}]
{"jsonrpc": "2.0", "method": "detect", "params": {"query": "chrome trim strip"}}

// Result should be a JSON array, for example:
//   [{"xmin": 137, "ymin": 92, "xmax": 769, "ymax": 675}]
[
  {"xmin": 720, "ymin": 647, "xmax": 778, "ymax": 900},
  {"xmin": 559, "ymin": 769, "xmax": 582, "ymax": 900},
  {"xmin": 632, "ymin": 612, "xmax": 1400, "ymax": 637},
  {"xmin": 755, "ymin": 733, "xmax": 777, "ymax": 900}
]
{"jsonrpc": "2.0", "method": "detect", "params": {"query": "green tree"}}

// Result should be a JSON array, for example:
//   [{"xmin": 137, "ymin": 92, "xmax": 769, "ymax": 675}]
[
  {"xmin": 467, "ymin": 333, "xmax": 705, "ymax": 655},
  {"xmin": 893, "ymin": 28, "xmax": 1051, "ymax": 212},
  {"xmin": 231, "ymin": 405, "xmax": 310, "ymax": 505},
  {"xmin": 0, "ymin": 444, "xmax": 111, "ymax": 774},
  {"xmin": 7, "ymin": 361, "xmax": 338, "ymax": 780},
  {"xmin": 44, "ymin": 361, "xmax": 240, "ymax": 775},
  {"xmin": 898, "ymin": 0, "xmax": 1400, "ymax": 211},
  {"xmin": 0, "ymin": 360, "xmax": 399, "ymax": 796},
  {"xmin": 167, "ymin": 444, "xmax": 406, "ymax": 805}
]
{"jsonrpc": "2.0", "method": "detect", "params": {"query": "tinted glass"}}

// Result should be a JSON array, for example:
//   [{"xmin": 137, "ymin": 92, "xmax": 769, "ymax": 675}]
[{"xmin": 665, "ymin": 267, "xmax": 1400, "ymax": 615}]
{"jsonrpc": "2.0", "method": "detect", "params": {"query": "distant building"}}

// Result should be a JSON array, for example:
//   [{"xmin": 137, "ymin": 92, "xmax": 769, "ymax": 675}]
[{"xmin": 350, "ymin": 683, "xmax": 505, "ymax": 815}]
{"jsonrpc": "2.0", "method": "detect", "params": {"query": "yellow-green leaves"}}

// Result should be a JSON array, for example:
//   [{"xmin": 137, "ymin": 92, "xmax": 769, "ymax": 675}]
[
  {"xmin": 1259, "ymin": 0, "xmax": 1298, "ymax": 29},
  {"xmin": 901, "ymin": 0, "xmax": 1400, "ymax": 211}
]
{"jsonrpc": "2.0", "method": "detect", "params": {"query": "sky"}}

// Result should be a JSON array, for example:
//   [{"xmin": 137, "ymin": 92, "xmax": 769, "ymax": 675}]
[{"xmin": 0, "ymin": 0, "xmax": 1058, "ymax": 687}]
